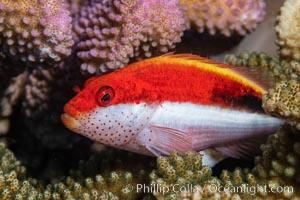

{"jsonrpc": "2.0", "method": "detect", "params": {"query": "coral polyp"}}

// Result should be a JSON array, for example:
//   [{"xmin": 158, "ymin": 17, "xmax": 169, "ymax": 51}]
[
  {"xmin": 263, "ymin": 81, "xmax": 300, "ymax": 130},
  {"xmin": 180, "ymin": 0, "xmax": 266, "ymax": 36}
]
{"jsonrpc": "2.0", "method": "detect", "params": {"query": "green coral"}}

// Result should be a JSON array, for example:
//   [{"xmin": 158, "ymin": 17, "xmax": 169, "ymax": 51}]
[
  {"xmin": 263, "ymin": 81, "xmax": 300, "ymax": 129},
  {"xmin": 224, "ymin": 51, "xmax": 300, "ymax": 82},
  {"xmin": 150, "ymin": 126, "xmax": 300, "ymax": 199},
  {"xmin": 1, "ymin": 129, "xmax": 300, "ymax": 200},
  {"xmin": 252, "ymin": 125, "xmax": 300, "ymax": 199},
  {"xmin": 0, "ymin": 143, "xmax": 151, "ymax": 200},
  {"xmin": 150, "ymin": 151, "xmax": 244, "ymax": 200},
  {"xmin": 41, "ymin": 171, "xmax": 135, "ymax": 200},
  {"xmin": 150, "ymin": 151, "xmax": 265, "ymax": 199},
  {"xmin": 0, "ymin": 142, "xmax": 39, "ymax": 200}
]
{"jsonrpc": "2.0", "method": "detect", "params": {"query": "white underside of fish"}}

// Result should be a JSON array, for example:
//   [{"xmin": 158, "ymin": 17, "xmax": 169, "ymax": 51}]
[
  {"xmin": 130, "ymin": 102, "xmax": 284, "ymax": 165},
  {"xmin": 73, "ymin": 102, "xmax": 284, "ymax": 166},
  {"xmin": 149, "ymin": 102, "xmax": 282, "ymax": 146}
]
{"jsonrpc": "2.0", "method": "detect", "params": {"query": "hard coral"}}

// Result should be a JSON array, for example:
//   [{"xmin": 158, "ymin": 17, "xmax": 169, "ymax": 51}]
[
  {"xmin": 0, "ymin": 0, "xmax": 75, "ymax": 135},
  {"xmin": 151, "ymin": 127, "xmax": 300, "ymax": 200},
  {"xmin": 66, "ymin": 0, "xmax": 82, "ymax": 18},
  {"xmin": 0, "ymin": 0, "xmax": 73, "ymax": 66},
  {"xmin": 1, "ymin": 132, "xmax": 300, "ymax": 199},
  {"xmin": 253, "ymin": 125, "xmax": 300, "ymax": 199},
  {"xmin": 22, "ymin": 68, "xmax": 54, "ymax": 117},
  {"xmin": 0, "ymin": 142, "xmax": 37, "ymax": 200},
  {"xmin": 150, "ymin": 151, "xmax": 244, "ymax": 200},
  {"xmin": 0, "ymin": 143, "xmax": 150, "ymax": 200},
  {"xmin": 263, "ymin": 81, "xmax": 300, "ymax": 130},
  {"xmin": 20, "ymin": 66, "xmax": 86, "ymax": 149},
  {"xmin": 73, "ymin": 0, "xmax": 188, "ymax": 75},
  {"xmin": 180, "ymin": 0, "xmax": 266, "ymax": 37},
  {"xmin": 0, "ymin": 67, "xmax": 67, "ymax": 136},
  {"xmin": 225, "ymin": 51, "xmax": 300, "ymax": 82},
  {"xmin": 276, "ymin": 0, "xmax": 300, "ymax": 60},
  {"xmin": 0, "ymin": 72, "xmax": 26, "ymax": 134}
]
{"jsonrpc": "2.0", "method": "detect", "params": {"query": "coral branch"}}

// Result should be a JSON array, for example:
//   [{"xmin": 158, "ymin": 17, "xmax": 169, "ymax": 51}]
[
  {"xmin": 0, "ymin": 144, "xmax": 150, "ymax": 200},
  {"xmin": 73, "ymin": 0, "xmax": 188, "ymax": 75},
  {"xmin": 263, "ymin": 81, "xmax": 300, "ymax": 130},
  {"xmin": 0, "ymin": 72, "xmax": 26, "ymax": 134},
  {"xmin": 180, "ymin": 0, "xmax": 266, "ymax": 36},
  {"xmin": 276, "ymin": 0, "xmax": 300, "ymax": 60},
  {"xmin": 225, "ymin": 51, "xmax": 300, "ymax": 82},
  {"xmin": 0, "ymin": 0, "xmax": 74, "ymax": 66}
]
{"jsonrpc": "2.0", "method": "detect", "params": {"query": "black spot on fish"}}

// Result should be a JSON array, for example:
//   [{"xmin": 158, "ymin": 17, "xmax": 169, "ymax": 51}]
[
  {"xmin": 236, "ymin": 94, "xmax": 264, "ymax": 113},
  {"xmin": 210, "ymin": 85, "xmax": 264, "ymax": 113}
]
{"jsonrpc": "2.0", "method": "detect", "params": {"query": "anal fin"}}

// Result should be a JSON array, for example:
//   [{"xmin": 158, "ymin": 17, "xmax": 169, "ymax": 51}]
[
  {"xmin": 214, "ymin": 135, "xmax": 268, "ymax": 158},
  {"xmin": 199, "ymin": 149, "xmax": 226, "ymax": 167}
]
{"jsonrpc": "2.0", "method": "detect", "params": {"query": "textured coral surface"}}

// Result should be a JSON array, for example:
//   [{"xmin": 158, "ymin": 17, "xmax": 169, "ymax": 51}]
[
  {"xmin": 0, "ymin": 0, "xmax": 75, "ymax": 135},
  {"xmin": 225, "ymin": 51, "xmax": 300, "ymax": 82},
  {"xmin": 0, "ymin": 143, "xmax": 154, "ymax": 200},
  {"xmin": 74, "ymin": 0, "xmax": 188, "ymax": 75},
  {"xmin": 0, "ymin": 0, "xmax": 73, "ymax": 65},
  {"xmin": 263, "ymin": 81, "xmax": 300, "ymax": 130},
  {"xmin": 276, "ymin": 0, "xmax": 300, "ymax": 60},
  {"xmin": 180, "ymin": 0, "xmax": 266, "ymax": 36},
  {"xmin": 253, "ymin": 126, "xmax": 300, "ymax": 199},
  {"xmin": 150, "ymin": 126, "xmax": 300, "ymax": 200}
]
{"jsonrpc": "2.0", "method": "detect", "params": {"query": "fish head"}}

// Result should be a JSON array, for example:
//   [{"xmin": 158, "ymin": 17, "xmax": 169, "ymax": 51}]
[{"xmin": 61, "ymin": 74, "xmax": 157, "ymax": 147}]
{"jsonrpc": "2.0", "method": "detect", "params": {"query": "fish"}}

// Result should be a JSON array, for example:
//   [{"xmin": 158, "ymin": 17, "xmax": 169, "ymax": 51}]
[{"xmin": 61, "ymin": 54, "xmax": 284, "ymax": 166}]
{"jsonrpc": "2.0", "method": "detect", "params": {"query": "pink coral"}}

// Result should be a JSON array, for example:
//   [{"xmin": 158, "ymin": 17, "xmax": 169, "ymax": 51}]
[
  {"xmin": 180, "ymin": 0, "xmax": 266, "ymax": 36},
  {"xmin": 0, "ymin": 0, "xmax": 75, "ymax": 132},
  {"xmin": 73, "ymin": 0, "xmax": 188, "ymax": 75},
  {"xmin": 0, "ymin": 0, "xmax": 74, "ymax": 66}
]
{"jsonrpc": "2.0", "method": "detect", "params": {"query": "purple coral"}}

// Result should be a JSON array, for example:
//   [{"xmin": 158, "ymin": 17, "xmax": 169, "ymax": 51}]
[
  {"xmin": 180, "ymin": 0, "xmax": 266, "ymax": 36},
  {"xmin": 73, "ymin": 0, "xmax": 188, "ymax": 75},
  {"xmin": 0, "ymin": 0, "xmax": 74, "ymax": 66},
  {"xmin": 0, "ymin": 0, "xmax": 75, "ymax": 135},
  {"xmin": 23, "ymin": 68, "xmax": 54, "ymax": 116}
]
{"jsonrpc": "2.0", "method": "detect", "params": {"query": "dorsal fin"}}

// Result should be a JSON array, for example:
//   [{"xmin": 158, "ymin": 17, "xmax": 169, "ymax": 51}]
[
  {"xmin": 161, "ymin": 53, "xmax": 232, "ymax": 68},
  {"xmin": 229, "ymin": 66, "xmax": 276, "ymax": 91},
  {"xmin": 160, "ymin": 53, "xmax": 276, "ymax": 90}
]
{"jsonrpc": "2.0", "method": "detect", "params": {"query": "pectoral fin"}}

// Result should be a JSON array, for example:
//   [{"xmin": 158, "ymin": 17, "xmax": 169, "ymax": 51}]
[{"xmin": 137, "ymin": 126, "xmax": 196, "ymax": 156}]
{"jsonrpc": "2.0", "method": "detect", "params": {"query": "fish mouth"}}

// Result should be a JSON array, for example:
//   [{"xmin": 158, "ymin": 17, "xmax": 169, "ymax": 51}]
[{"xmin": 61, "ymin": 113, "xmax": 82, "ymax": 133}]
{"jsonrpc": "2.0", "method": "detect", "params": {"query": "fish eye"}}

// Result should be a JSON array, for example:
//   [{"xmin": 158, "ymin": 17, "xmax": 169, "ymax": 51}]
[{"xmin": 96, "ymin": 85, "xmax": 115, "ymax": 107}]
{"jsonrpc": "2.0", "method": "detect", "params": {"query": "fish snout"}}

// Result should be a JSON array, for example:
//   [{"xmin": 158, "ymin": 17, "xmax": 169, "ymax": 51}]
[
  {"xmin": 63, "ymin": 102, "xmax": 79, "ymax": 117},
  {"xmin": 62, "ymin": 102, "xmax": 82, "ymax": 132},
  {"xmin": 61, "ymin": 113, "xmax": 81, "ymax": 133}
]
